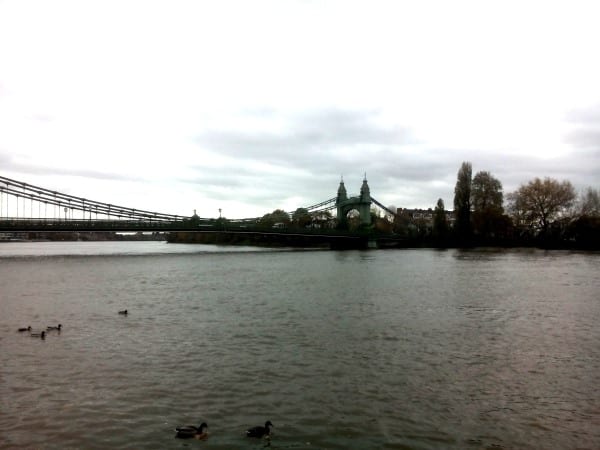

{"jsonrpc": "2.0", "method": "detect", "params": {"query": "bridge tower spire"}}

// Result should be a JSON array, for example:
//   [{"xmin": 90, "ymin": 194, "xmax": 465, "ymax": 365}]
[
  {"xmin": 336, "ymin": 176, "xmax": 348, "ymax": 204},
  {"xmin": 360, "ymin": 175, "xmax": 371, "ymax": 203}
]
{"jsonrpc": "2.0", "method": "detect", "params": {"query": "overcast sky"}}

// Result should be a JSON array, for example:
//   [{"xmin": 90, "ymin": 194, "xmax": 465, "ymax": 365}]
[{"xmin": 1, "ymin": 0, "xmax": 599, "ymax": 219}]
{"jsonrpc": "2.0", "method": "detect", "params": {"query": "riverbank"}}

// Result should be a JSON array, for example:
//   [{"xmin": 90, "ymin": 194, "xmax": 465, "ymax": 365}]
[
  {"xmin": 0, "ymin": 231, "xmax": 167, "ymax": 242},
  {"xmin": 166, "ymin": 230, "xmax": 600, "ymax": 251}
]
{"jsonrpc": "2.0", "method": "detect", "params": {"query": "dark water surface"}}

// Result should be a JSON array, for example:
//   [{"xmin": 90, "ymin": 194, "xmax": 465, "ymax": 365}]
[{"xmin": 1, "ymin": 242, "xmax": 599, "ymax": 449}]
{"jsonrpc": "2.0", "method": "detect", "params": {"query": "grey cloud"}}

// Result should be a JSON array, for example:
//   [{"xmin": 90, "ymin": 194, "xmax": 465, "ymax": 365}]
[
  {"xmin": 566, "ymin": 105, "xmax": 600, "ymax": 124},
  {"xmin": 565, "ymin": 104, "xmax": 600, "ymax": 151},
  {"xmin": 469, "ymin": 151, "xmax": 599, "ymax": 195},
  {"xmin": 375, "ymin": 151, "xmax": 456, "ymax": 182},
  {"xmin": 0, "ymin": 150, "xmax": 144, "ymax": 183},
  {"xmin": 194, "ymin": 108, "xmax": 414, "ymax": 167},
  {"xmin": 0, "ymin": 151, "xmax": 10, "ymax": 167},
  {"xmin": 566, "ymin": 128, "xmax": 600, "ymax": 151},
  {"xmin": 188, "ymin": 103, "xmax": 599, "ymax": 213},
  {"xmin": 186, "ymin": 108, "xmax": 429, "ymax": 209},
  {"xmin": 183, "ymin": 174, "xmax": 246, "ymax": 190}
]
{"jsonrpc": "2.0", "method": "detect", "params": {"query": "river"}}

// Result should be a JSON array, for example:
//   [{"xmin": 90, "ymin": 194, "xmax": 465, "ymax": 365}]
[{"xmin": 1, "ymin": 242, "xmax": 599, "ymax": 449}]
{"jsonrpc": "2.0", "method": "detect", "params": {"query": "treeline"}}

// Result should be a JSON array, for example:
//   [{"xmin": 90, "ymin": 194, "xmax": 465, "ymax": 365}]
[
  {"xmin": 424, "ymin": 161, "xmax": 600, "ymax": 249},
  {"xmin": 256, "ymin": 208, "xmax": 333, "ymax": 229},
  {"xmin": 214, "ymin": 162, "xmax": 598, "ymax": 250}
]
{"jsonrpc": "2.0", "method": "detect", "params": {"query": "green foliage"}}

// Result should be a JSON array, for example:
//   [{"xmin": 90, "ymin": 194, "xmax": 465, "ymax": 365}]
[
  {"xmin": 291, "ymin": 208, "xmax": 311, "ymax": 228},
  {"xmin": 433, "ymin": 198, "xmax": 449, "ymax": 242},
  {"xmin": 259, "ymin": 209, "xmax": 291, "ymax": 228},
  {"xmin": 215, "ymin": 217, "xmax": 228, "ymax": 228},
  {"xmin": 471, "ymin": 171, "xmax": 503, "ymax": 213},
  {"xmin": 453, "ymin": 162, "xmax": 472, "ymax": 241},
  {"xmin": 471, "ymin": 171, "xmax": 504, "ymax": 238}
]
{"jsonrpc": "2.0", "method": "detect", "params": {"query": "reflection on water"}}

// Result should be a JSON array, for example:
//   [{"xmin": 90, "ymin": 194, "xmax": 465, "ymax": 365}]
[
  {"xmin": 0, "ymin": 240, "xmax": 280, "ymax": 257},
  {"xmin": 1, "ymin": 243, "xmax": 599, "ymax": 449}
]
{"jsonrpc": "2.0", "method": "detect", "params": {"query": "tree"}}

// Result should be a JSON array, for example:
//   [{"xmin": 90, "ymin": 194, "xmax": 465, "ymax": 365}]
[
  {"xmin": 507, "ymin": 177, "xmax": 576, "ymax": 236},
  {"xmin": 374, "ymin": 215, "xmax": 393, "ymax": 233},
  {"xmin": 433, "ymin": 198, "xmax": 449, "ymax": 242},
  {"xmin": 568, "ymin": 187, "xmax": 600, "ymax": 249},
  {"xmin": 259, "ymin": 209, "xmax": 291, "ymax": 228},
  {"xmin": 471, "ymin": 171, "xmax": 504, "ymax": 238},
  {"xmin": 291, "ymin": 208, "xmax": 311, "ymax": 228},
  {"xmin": 578, "ymin": 187, "xmax": 600, "ymax": 217},
  {"xmin": 393, "ymin": 209, "xmax": 411, "ymax": 236},
  {"xmin": 453, "ymin": 162, "xmax": 472, "ymax": 241},
  {"xmin": 471, "ymin": 171, "xmax": 503, "ymax": 212}
]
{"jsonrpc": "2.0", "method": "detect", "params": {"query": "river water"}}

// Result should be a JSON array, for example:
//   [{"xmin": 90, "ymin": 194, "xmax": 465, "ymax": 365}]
[{"xmin": 1, "ymin": 242, "xmax": 599, "ymax": 449}]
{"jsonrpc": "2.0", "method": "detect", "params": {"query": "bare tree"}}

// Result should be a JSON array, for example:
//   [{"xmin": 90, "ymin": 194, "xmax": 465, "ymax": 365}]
[
  {"xmin": 507, "ymin": 177, "xmax": 576, "ymax": 235},
  {"xmin": 578, "ymin": 187, "xmax": 600, "ymax": 217}
]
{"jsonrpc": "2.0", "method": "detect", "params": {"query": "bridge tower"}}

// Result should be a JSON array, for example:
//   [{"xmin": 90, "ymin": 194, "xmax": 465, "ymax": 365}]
[{"xmin": 336, "ymin": 176, "xmax": 372, "ymax": 227}]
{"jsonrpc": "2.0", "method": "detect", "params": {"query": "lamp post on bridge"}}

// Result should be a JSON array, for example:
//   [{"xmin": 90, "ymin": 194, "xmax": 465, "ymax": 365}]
[{"xmin": 218, "ymin": 208, "xmax": 224, "ymax": 231}]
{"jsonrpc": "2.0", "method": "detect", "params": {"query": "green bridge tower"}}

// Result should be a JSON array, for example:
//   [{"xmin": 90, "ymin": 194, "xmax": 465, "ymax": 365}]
[{"xmin": 336, "ymin": 176, "xmax": 372, "ymax": 227}]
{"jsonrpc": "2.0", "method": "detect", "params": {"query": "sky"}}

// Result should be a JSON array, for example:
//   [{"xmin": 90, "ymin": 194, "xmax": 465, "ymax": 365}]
[{"xmin": 1, "ymin": 0, "xmax": 599, "ymax": 219}]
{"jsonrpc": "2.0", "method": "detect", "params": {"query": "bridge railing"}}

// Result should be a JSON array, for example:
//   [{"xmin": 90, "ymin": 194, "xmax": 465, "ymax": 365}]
[
  {"xmin": 0, "ymin": 175, "xmax": 190, "ymax": 222},
  {"xmin": 0, "ymin": 217, "xmax": 372, "ymax": 235},
  {"xmin": 0, "ymin": 218, "xmax": 188, "ymax": 231}
]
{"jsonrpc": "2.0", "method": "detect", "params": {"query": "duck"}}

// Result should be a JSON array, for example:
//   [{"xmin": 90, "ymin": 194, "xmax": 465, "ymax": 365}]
[
  {"xmin": 175, "ymin": 422, "xmax": 208, "ymax": 439},
  {"xmin": 118, "ymin": 310, "xmax": 128, "ymax": 315},
  {"xmin": 246, "ymin": 420, "xmax": 273, "ymax": 438},
  {"xmin": 18, "ymin": 326, "xmax": 32, "ymax": 332},
  {"xmin": 47, "ymin": 324, "xmax": 62, "ymax": 331},
  {"xmin": 30, "ymin": 331, "xmax": 46, "ymax": 339}
]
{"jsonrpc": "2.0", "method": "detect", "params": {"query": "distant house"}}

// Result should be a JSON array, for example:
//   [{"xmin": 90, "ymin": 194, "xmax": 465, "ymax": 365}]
[{"xmin": 396, "ymin": 208, "xmax": 455, "ymax": 227}]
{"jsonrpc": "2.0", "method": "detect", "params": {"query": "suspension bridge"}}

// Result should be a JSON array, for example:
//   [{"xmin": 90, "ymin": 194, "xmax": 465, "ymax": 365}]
[{"xmin": 0, "ymin": 175, "xmax": 401, "ymax": 247}]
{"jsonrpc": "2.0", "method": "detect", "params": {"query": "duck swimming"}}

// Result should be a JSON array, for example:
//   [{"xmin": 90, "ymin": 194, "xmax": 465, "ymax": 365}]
[
  {"xmin": 30, "ymin": 331, "xmax": 46, "ymax": 339},
  {"xmin": 47, "ymin": 324, "xmax": 62, "ymax": 331},
  {"xmin": 118, "ymin": 310, "xmax": 128, "ymax": 315},
  {"xmin": 175, "ymin": 422, "xmax": 208, "ymax": 439},
  {"xmin": 246, "ymin": 421, "xmax": 273, "ymax": 438},
  {"xmin": 18, "ymin": 326, "xmax": 32, "ymax": 332}
]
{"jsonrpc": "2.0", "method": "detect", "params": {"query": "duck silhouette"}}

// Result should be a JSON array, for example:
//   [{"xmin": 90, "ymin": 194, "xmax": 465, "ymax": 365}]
[
  {"xmin": 30, "ymin": 331, "xmax": 46, "ymax": 339},
  {"xmin": 18, "ymin": 326, "xmax": 31, "ymax": 332},
  {"xmin": 47, "ymin": 324, "xmax": 62, "ymax": 331},
  {"xmin": 246, "ymin": 421, "xmax": 273, "ymax": 438},
  {"xmin": 175, "ymin": 422, "xmax": 208, "ymax": 439},
  {"xmin": 118, "ymin": 310, "xmax": 128, "ymax": 315}
]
